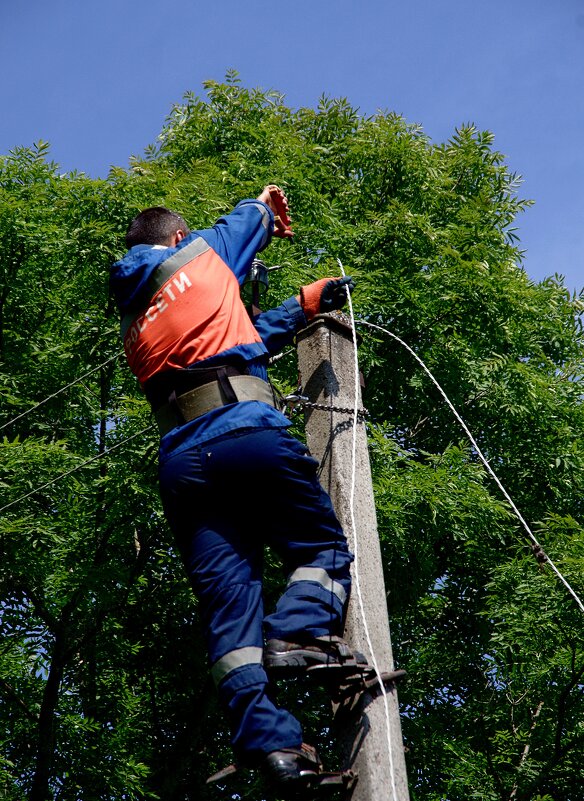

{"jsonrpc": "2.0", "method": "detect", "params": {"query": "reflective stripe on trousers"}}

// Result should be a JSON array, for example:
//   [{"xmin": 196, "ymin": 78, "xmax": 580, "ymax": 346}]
[
  {"xmin": 211, "ymin": 646, "xmax": 263, "ymax": 686},
  {"xmin": 159, "ymin": 426, "xmax": 353, "ymax": 759},
  {"xmin": 287, "ymin": 566, "xmax": 347, "ymax": 606}
]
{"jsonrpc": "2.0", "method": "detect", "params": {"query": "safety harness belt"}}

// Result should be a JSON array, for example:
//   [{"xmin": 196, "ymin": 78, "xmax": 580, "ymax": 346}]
[{"xmin": 154, "ymin": 373, "xmax": 277, "ymax": 437}]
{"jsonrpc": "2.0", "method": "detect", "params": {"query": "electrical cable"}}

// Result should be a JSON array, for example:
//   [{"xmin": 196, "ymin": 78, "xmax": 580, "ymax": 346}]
[
  {"xmin": 0, "ymin": 425, "xmax": 154, "ymax": 515},
  {"xmin": 337, "ymin": 260, "xmax": 399, "ymax": 801},
  {"xmin": 356, "ymin": 318, "xmax": 584, "ymax": 616},
  {"xmin": 2, "ymin": 282, "xmax": 580, "ymax": 612},
  {"xmin": 268, "ymin": 346, "xmax": 295, "ymax": 364},
  {"xmin": 0, "ymin": 352, "xmax": 123, "ymax": 433}
]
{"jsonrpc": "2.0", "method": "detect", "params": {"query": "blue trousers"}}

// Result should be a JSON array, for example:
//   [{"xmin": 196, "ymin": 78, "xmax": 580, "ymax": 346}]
[{"xmin": 158, "ymin": 426, "xmax": 353, "ymax": 762}]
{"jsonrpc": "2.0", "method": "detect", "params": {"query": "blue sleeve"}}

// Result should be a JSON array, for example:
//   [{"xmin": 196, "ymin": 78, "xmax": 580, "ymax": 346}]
[
  {"xmin": 254, "ymin": 297, "xmax": 307, "ymax": 355},
  {"xmin": 198, "ymin": 199, "xmax": 274, "ymax": 283}
]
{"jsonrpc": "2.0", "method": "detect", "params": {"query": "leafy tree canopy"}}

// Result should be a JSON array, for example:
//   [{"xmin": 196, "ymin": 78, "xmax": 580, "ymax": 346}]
[{"xmin": 0, "ymin": 72, "xmax": 582, "ymax": 801}]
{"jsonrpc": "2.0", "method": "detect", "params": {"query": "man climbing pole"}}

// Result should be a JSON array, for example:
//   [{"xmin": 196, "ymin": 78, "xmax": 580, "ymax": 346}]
[{"xmin": 110, "ymin": 185, "xmax": 362, "ymax": 793}]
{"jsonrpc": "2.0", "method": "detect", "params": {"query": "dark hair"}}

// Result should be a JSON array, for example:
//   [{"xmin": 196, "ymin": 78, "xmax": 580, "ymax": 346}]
[{"xmin": 125, "ymin": 206, "xmax": 190, "ymax": 249}]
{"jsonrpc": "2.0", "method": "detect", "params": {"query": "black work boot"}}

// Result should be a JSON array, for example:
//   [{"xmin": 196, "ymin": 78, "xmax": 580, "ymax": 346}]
[
  {"xmin": 262, "ymin": 742, "xmax": 322, "ymax": 791},
  {"xmin": 264, "ymin": 635, "xmax": 368, "ymax": 677}
]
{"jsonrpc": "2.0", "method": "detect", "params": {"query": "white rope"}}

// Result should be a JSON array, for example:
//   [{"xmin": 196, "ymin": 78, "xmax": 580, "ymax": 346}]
[
  {"xmin": 337, "ymin": 261, "xmax": 399, "ymax": 801},
  {"xmin": 0, "ymin": 352, "xmax": 123, "ymax": 433},
  {"xmin": 0, "ymin": 425, "xmax": 154, "ymax": 515},
  {"xmin": 357, "ymin": 318, "xmax": 584, "ymax": 616}
]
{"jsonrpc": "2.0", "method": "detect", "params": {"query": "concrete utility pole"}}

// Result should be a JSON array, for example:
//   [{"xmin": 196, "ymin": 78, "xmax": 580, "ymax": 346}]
[{"xmin": 296, "ymin": 314, "xmax": 410, "ymax": 801}]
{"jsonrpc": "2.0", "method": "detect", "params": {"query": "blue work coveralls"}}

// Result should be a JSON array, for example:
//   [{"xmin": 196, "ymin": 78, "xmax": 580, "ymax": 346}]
[{"xmin": 110, "ymin": 199, "xmax": 353, "ymax": 762}]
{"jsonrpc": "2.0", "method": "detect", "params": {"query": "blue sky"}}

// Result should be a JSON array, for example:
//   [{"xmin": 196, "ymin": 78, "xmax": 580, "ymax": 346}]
[{"xmin": 2, "ymin": 0, "xmax": 582, "ymax": 292}]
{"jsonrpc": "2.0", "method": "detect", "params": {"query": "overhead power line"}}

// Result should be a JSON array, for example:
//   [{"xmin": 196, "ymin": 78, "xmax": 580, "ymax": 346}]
[
  {"xmin": 0, "ymin": 352, "xmax": 123, "ymax": 434},
  {"xmin": 356, "ymin": 317, "xmax": 584, "ymax": 616},
  {"xmin": 1, "ymin": 303, "xmax": 581, "ymax": 615},
  {"xmin": 0, "ymin": 425, "xmax": 154, "ymax": 515}
]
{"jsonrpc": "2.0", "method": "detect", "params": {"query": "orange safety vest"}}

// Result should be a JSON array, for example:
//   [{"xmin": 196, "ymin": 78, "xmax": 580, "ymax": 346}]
[{"xmin": 121, "ymin": 236, "xmax": 262, "ymax": 385}]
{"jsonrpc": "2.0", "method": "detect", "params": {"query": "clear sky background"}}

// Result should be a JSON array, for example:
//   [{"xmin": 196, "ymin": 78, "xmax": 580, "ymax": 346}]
[{"xmin": 1, "ymin": 0, "xmax": 582, "ymax": 292}]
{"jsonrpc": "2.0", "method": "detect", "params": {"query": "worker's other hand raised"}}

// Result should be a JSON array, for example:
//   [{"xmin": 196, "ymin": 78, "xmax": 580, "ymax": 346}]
[
  {"xmin": 257, "ymin": 184, "xmax": 284, "ymax": 207},
  {"xmin": 257, "ymin": 185, "xmax": 293, "ymax": 238}
]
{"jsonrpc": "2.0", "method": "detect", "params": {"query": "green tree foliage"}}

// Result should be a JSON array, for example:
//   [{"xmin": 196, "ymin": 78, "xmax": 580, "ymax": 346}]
[{"xmin": 1, "ymin": 73, "xmax": 582, "ymax": 800}]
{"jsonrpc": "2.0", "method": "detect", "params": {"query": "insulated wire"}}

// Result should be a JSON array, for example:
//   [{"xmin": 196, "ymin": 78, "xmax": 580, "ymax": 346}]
[
  {"xmin": 0, "ymin": 352, "xmax": 123, "ymax": 433},
  {"xmin": 2, "ymin": 295, "xmax": 581, "ymax": 613},
  {"xmin": 0, "ymin": 425, "xmax": 154, "ymax": 515},
  {"xmin": 1, "ymin": 343, "xmax": 292, "ymax": 433},
  {"xmin": 337, "ymin": 260, "xmax": 399, "ymax": 801},
  {"xmin": 356, "ymin": 318, "xmax": 584, "ymax": 616},
  {"xmin": 268, "ymin": 347, "xmax": 295, "ymax": 364}
]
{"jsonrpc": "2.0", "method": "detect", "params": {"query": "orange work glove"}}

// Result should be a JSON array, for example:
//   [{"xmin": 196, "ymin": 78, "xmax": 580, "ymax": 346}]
[{"xmin": 298, "ymin": 276, "xmax": 355, "ymax": 320}]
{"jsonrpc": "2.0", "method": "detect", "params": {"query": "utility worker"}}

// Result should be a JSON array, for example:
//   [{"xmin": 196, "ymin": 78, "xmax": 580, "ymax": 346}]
[{"xmin": 110, "ymin": 186, "xmax": 362, "ymax": 791}]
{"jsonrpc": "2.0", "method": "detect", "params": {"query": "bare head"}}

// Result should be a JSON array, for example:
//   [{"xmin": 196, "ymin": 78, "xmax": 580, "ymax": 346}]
[{"xmin": 125, "ymin": 206, "xmax": 190, "ymax": 249}]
